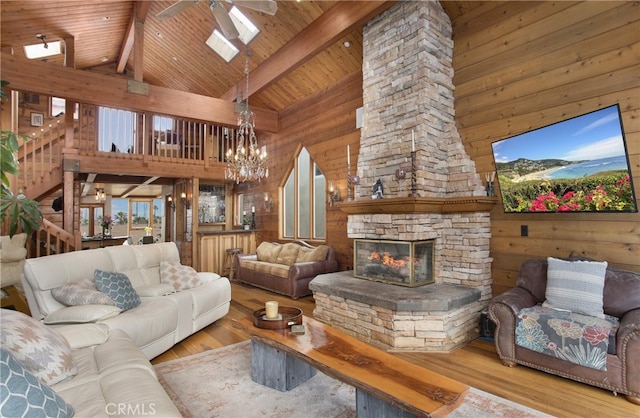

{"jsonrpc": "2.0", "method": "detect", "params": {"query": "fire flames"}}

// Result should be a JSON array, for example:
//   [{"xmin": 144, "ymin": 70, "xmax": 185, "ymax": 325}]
[{"xmin": 368, "ymin": 251, "xmax": 408, "ymax": 269}]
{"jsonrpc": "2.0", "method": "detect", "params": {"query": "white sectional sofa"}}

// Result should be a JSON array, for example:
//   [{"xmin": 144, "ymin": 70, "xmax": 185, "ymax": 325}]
[
  {"xmin": 22, "ymin": 242, "xmax": 231, "ymax": 359},
  {"xmin": 1, "ymin": 308, "xmax": 181, "ymax": 417}
]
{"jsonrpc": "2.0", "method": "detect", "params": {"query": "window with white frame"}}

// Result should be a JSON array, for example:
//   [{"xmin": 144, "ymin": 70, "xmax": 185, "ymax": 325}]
[{"xmin": 282, "ymin": 147, "xmax": 326, "ymax": 240}]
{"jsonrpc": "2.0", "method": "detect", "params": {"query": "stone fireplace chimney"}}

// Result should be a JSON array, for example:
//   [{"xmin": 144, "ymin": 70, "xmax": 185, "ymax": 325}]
[{"xmin": 312, "ymin": 1, "xmax": 495, "ymax": 352}]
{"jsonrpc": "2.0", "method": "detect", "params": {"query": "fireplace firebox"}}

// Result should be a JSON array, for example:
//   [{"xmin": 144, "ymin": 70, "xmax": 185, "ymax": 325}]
[{"xmin": 353, "ymin": 239, "xmax": 434, "ymax": 287}]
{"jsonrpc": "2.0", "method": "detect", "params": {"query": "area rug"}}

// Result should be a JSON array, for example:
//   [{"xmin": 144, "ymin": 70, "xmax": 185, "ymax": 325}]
[{"xmin": 154, "ymin": 341, "xmax": 552, "ymax": 418}]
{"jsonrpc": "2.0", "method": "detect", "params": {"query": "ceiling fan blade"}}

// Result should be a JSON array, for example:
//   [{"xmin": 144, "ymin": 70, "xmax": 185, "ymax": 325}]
[
  {"xmin": 156, "ymin": 0, "xmax": 196, "ymax": 20},
  {"xmin": 230, "ymin": 0, "xmax": 277, "ymax": 16},
  {"xmin": 211, "ymin": 3, "xmax": 239, "ymax": 40}
]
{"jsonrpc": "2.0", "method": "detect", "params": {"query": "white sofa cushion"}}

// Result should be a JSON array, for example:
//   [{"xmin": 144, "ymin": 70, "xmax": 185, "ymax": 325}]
[
  {"xmin": 51, "ymin": 329, "xmax": 180, "ymax": 418},
  {"xmin": 43, "ymin": 305, "xmax": 122, "ymax": 325}
]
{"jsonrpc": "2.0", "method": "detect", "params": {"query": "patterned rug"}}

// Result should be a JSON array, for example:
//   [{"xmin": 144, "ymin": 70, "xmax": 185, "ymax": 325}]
[{"xmin": 154, "ymin": 341, "xmax": 552, "ymax": 418}]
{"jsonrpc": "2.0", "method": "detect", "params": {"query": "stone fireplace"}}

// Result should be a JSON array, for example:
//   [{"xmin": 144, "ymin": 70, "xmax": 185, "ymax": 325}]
[{"xmin": 310, "ymin": 1, "xmax": 495, "ymax": 352}]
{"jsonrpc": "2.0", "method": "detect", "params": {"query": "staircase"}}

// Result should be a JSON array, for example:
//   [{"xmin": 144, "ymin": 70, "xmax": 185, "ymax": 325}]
[{"xmin": 15, "ymin": 114, "xmax": 75, "ymax": 257}]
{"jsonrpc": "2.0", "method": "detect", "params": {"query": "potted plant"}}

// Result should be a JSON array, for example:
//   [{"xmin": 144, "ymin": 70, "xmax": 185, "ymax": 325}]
[{"xmin": 0, "ymin": 80, "xmax": 42, "ymax": 237}]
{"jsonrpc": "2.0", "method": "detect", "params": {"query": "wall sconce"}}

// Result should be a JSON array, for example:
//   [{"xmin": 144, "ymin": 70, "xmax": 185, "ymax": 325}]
[
  {"xmin": 181, "ymin": 191, "xmax": 190, "ymax": 209},
  {"xmin": 95, "ymin": 188, "xmax": 105, "ymax": 201},
  {"xmin": 167, "ymin": 195, "xmax": 175, "ymax": 210},
  {"xmin": 328, "ymin": 181, "xmax": 341, "ymax": 207},
  {"xmin": 264, "ymin": 192, "xmax": 274, "ymax": 211}
]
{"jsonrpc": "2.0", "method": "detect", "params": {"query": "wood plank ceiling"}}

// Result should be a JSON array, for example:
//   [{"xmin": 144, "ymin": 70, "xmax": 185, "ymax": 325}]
[{"xmin": 0, "ymin": 1, "xmax": 481, "ymax": 113}]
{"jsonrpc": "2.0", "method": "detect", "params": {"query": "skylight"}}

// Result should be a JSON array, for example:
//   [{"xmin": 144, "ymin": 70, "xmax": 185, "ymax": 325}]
[
  {"xmin": 205, "ymin": 6, "xmax": 259, "ymax": 61},
  {"xmin": 205, "ymin": 30, "xmax": 239, "ymax": 62},
  {"xmin": 24, "ymin": 40, "xmax": 62, "ymax": 59},
  {"xmin": 229, "ymin": 6, "xmax": 260, "ymax": 45}
]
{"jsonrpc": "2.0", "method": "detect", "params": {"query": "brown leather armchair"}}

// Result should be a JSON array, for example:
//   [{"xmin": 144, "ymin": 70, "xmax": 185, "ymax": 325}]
[{"xmin": 488, "ymin": 258, "xmax": 640, "ymax": 404}]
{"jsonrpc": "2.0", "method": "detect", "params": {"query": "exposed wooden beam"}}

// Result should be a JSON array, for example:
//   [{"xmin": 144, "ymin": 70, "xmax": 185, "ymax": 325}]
[
  {"xmin": 1, "ymin": 52, "xmax": 278, "ymax": 132},
  {"xmin": 117, "ymin": 1, "xmax": 151, "ymax": 74},
  {"xmin": 121, "ymin": 176, "xmax": 160, "ymax": 198},
  {"xmin": 221, "ymin": 1, "xmax": 397, "ymax": 101}
]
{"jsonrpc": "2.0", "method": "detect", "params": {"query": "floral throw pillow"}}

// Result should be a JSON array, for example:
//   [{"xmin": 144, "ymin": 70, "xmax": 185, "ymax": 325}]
[
  {"xmin": 0, "ymin": 309, "xmax": 77, "ymax": 386},
  {"xmin": 160, "ymin": 261, "xmax": 202, "ymax": 291},
  {"xmin": 51, "ymin": 277, "xmax": 116, "ymax": 306},
  {"xmin": 0, "ymin": 348, "xmax": 75, "ymax": 418},
  {"xmin": 94, "ymin": 270, "xmax": 141, "ymax": 311}
]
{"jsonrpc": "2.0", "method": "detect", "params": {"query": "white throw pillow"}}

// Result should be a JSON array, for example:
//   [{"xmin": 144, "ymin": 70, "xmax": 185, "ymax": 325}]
[
  {"xmin": 543, "ymin": 257, "xmax": 608, "ymax": 318},
  {"xmin": 51, "ymin": 278, "xmax": 116, "ymax": 306},
  {"xmin": 160, "ymin": 261, "xmax": 203, "ymax": 291},
  {"xmin": 0, "ymin": 309, "xmax": 77, "ymax": 385}
]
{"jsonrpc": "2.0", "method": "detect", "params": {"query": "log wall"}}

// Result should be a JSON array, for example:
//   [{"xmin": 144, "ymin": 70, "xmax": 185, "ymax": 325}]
[
  {"xmin": 243, "ymin": 1, "xmax": 640, "ymax": 297},
  {"xmin": 450, "ymin": 1, "xmax": 639, "ymax": 295}
]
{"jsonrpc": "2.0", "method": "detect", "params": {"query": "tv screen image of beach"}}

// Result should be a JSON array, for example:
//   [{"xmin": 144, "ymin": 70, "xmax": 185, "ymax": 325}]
[{"xmin": 491, "ymin": 104, "xmax": 637, "ymax": 213}]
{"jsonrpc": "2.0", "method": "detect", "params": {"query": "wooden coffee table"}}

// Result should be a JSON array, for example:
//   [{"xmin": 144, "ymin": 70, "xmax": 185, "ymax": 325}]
[{"xmin": 233, "ymin": 315, "xmax": 468, "ymax": 418}]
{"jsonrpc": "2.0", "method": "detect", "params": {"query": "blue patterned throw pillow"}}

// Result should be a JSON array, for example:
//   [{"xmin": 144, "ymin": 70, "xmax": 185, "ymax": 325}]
[
  {"xmin": 94, "ymin": 270, "xmax": 141, "ymax": 311},
  {"xmin": 0, "ymin": 348, "xmax": 75, "ymax": 418}
]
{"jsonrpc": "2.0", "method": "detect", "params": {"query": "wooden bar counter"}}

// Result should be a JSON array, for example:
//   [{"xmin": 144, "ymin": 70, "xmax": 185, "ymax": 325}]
[
  {"xmin": 198, "ymin": 229, "xmax": 256, "ymax": 275},
  {"xmin": 233, "ymin": 315, "xmax": 468, "ymax": 417}
]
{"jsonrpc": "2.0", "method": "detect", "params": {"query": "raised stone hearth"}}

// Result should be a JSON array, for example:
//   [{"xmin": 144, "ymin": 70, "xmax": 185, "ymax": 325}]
[{"xmin": 310, "ymin": 272, "xmax": 482, "ymax": 352}]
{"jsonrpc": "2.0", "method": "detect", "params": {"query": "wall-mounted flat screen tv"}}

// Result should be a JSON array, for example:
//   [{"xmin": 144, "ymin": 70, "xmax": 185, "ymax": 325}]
[{"xmin": 491, "ymin": 104, "xmax": 637, "ymax": 213}]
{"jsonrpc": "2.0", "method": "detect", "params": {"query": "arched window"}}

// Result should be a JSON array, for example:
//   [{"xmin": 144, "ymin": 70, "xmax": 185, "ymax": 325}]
[{"xmin": 282, "ymin": 147, "xmax": 326, "ymax": 240}]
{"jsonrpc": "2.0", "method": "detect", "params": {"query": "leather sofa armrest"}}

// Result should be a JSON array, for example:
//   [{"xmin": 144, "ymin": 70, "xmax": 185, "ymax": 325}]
[
  {"xmin": 488, "ymin": 287, "xmax": 537, "ymax": 364},
  {"xmin": 617, "ymin": 308, "xmax": 640, "ymax": 395},
  {"xmin": 237, "ymin": 254, "xmax": 257, "ymax": 262}
]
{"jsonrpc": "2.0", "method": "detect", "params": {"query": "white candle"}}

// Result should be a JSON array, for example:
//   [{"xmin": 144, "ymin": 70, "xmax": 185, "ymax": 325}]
[
  {"xmin": 243, "ymin": 210, "xmax": 246, "ymax": 216},
  {"xmin": 251, "ymin": 206, "xmax": 255, "ymax": 213},
  {"xmin": 265, "ymin": 301, "xmax": 279, "ymax": 319},
  {"xmin": 347, "ymin": 145, "xmax": 350, "ymax": 165},
  {"xmin": 412, "ymin": 130, "xmax": 415, "ymax": 152}
]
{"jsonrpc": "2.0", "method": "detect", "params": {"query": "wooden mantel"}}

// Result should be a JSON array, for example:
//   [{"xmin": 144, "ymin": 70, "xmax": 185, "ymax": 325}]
[{"xmin": 338, "ymin": 196, "xmax": 498, "ymax": 215}]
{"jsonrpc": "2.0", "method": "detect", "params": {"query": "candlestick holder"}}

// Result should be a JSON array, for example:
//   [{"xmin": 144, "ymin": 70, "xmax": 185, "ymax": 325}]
[
  {"xmin": 409, "ymin": 151, "xmax": 419, "ymax": 197},
  {"xmin": 251, "ymin": 212, "xmax": 256, "ymax": 229},
  {"xmin": 346, "ymin": 163, "xmax": 360, "ymax": 201}
]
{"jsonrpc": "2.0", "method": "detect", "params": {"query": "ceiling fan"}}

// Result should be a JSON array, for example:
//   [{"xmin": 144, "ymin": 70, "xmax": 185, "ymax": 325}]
[{"xmin": 156, "ymin": 0, "xmax": 277, "ymax": 40}]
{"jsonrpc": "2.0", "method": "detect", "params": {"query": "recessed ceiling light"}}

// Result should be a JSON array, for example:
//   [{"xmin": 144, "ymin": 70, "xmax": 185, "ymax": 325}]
[
  {"xmin": 344, "ymin": 41, "xmax": 351, "ymax": 48},
  {"xmin": 101, "ymin": 56, "xmax": 108, "ymax": 62},
  {"xmin": 102, "ymin": 16, "xmax": 111, "ymax": 21},
  {"xmin": 172, "ymin": 56, "xmax": 178, "ymax": 61},
  {"xmin": 156, "ymin": 32, "xmax": 163, "ymax": 38}
]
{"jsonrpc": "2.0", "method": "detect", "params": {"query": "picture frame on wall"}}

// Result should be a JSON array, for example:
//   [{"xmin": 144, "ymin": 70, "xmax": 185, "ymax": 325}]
[{"xmin": 30, "ymin": 112, "xmax": 44, "ymax": 127}]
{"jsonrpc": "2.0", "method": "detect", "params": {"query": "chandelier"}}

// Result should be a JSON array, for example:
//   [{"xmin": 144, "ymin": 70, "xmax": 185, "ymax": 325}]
[{"xmin": 225, "ymin": 54, "xmax": 269, "ymax": 183}]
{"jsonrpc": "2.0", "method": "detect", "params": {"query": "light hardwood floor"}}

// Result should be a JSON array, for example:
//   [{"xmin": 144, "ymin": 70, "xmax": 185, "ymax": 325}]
[{"xmin": 151, "ymin": 282, "xmax": 638, "ymax": 418}]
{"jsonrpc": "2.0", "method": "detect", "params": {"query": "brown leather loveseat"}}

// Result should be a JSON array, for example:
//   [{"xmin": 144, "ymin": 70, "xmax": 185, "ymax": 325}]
[
  {"xmin": 488, "ymin": 257, "xmax": 640, "ymax": 404},
  {"xmin": 234, "ymin": 240, "xmax": 338, "ymax": 299}
]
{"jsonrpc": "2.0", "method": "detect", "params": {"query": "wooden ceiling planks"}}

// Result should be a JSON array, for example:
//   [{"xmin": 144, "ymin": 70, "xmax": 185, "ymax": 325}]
[{"xmin": 1, "ymin": 1, "xmax": 484, "ymax": 113}]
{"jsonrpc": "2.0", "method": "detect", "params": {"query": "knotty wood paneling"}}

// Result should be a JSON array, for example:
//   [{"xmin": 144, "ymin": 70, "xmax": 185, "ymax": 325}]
[
  {"xmin": 450, "ymin": 1, "xmax": 640, "ymax": 295},
  {"xmin": 234, "ymin": 71, "xmax": 363, "ymax": 270}
]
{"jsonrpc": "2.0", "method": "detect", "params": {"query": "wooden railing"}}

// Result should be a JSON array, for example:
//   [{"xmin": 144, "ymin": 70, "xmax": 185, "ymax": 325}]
[
  {"xmin": 29, "ymin": 218, "xmax": 76, "ymax": 258},
  {"xmin": 76, "ymin": 103, "xmax": 238, "ymax": 166},
  {"xmin": 17, "ymin": 115, "xmax": 65, "ymax": 193}
]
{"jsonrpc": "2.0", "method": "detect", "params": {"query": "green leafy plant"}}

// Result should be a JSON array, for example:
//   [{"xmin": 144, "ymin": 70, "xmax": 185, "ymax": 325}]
[{"xmin": 1, "ymin": 80, "xmax": 43, "ymax": 237}]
